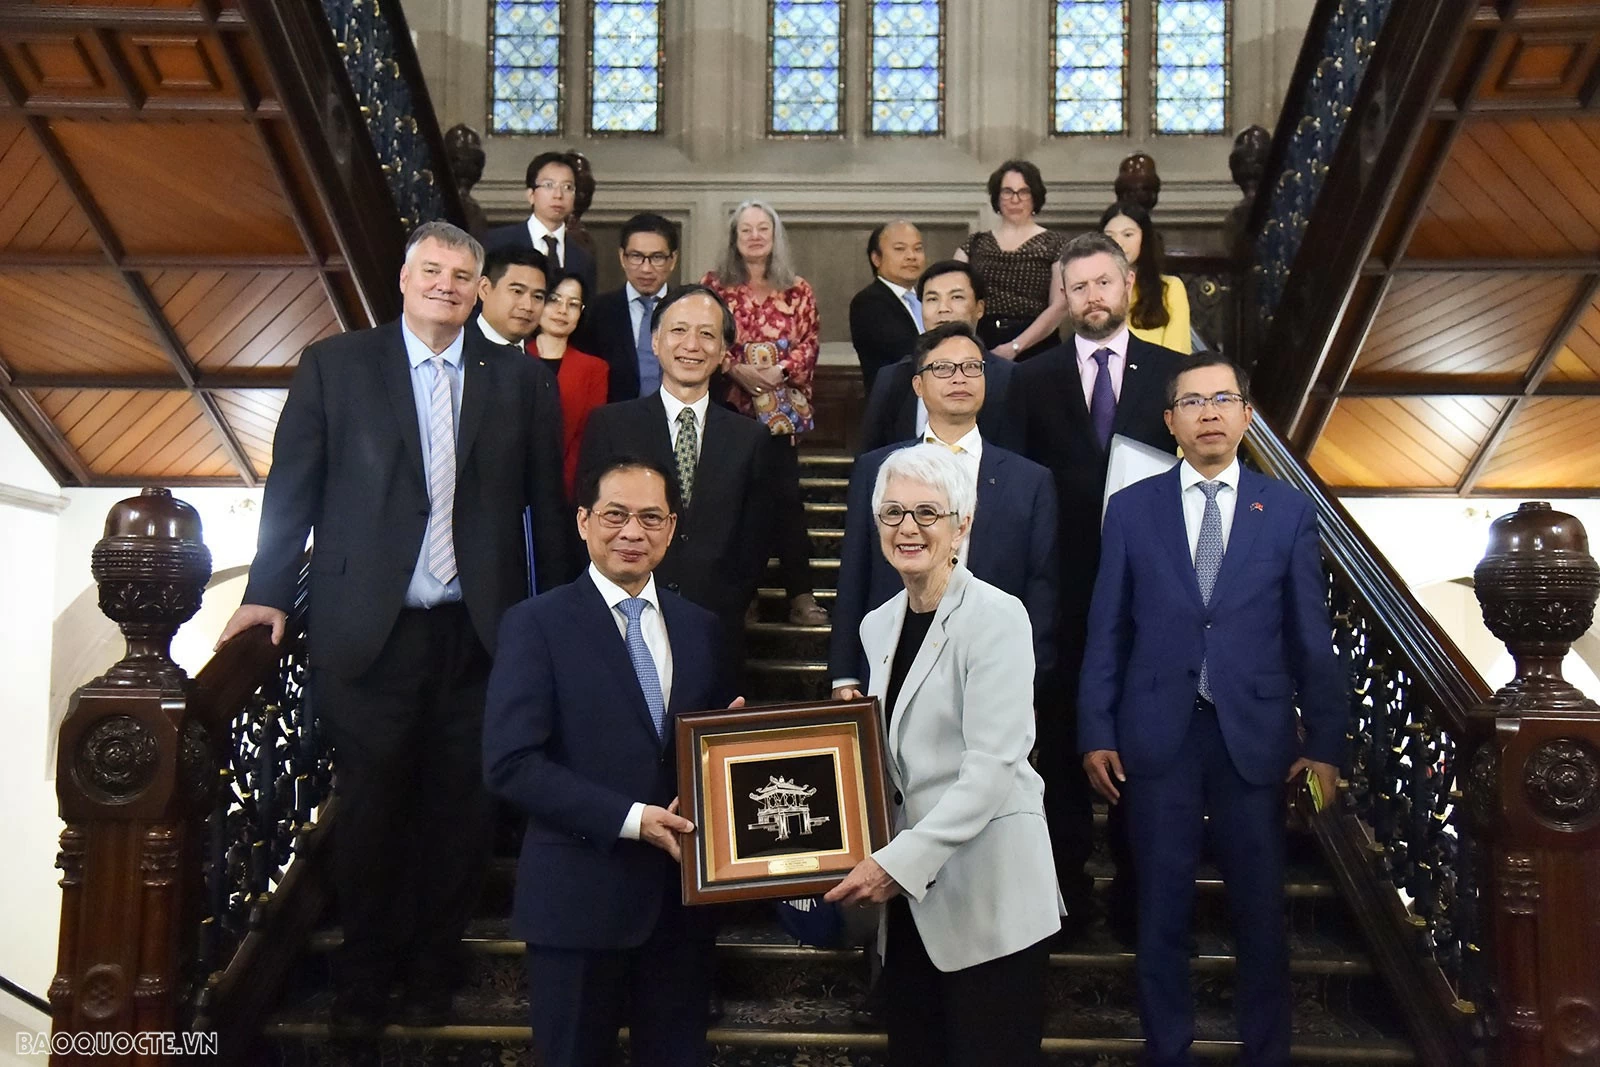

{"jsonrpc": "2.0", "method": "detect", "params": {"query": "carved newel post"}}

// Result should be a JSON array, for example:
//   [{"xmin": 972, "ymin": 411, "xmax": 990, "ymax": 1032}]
[
  {"xmin": 1467, "ymin": 501, "xmax": 1600, "ymax": 1067},
  {"xmin": 51, "ymin": 489, "xmax": 213, "ymax": 1064}
]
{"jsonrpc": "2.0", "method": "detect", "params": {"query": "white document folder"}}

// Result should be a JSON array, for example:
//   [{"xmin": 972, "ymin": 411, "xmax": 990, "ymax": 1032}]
[{"xmin": 1103, "ymin": 434, "xmax": 1181, "ymax": 524}]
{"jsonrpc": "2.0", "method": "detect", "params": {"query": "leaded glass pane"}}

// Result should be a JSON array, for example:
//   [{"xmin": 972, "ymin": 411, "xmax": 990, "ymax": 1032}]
[
  {"xmin": 491, "ymin": 1, "xmax": 563, "ymax": 134},
  {"xmin": 591, "ymin": 0, "xmax": 661, "ymax": 133},
  {"xmin": 770, "ymin": 0, "xmax": 842, "ymax": 135},
  {"xmin": 1154, "ymin": 0, "xmax": 1228, "ymax": 134},
  {"xmin": 870, "ymin": 0, "xmax": 942, "ymax": 135},
  {"xmin": 1053, "ymin": 1, "xmax": 1126, "ymax": 134}
]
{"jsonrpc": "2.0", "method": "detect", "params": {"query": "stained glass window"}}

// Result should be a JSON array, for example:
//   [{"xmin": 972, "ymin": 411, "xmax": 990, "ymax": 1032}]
[
  {"xmin": 491, "ymin": 0, "xmax": 563, "ymax": 134},
  {"xmin": 869, "ymin": 1, "xmax": 942, "ymax": 135},
  {"xmin": 1052, "ymin": 1, "xmax": 1127, "ymax": 134},
  {"xmin": 770, "ymin": 0, "xmax": 843, "ymax": 135},
  {"xmin": 1154, "ymin": 0, "xmax": 1228, "ymax": 133},
  {"xmin": 590, "ymin": 0, "xmax": 662, "ymax": 133}
]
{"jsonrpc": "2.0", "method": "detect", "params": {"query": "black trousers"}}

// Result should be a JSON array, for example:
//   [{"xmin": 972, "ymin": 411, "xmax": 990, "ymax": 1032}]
[
  {"xmin": 525, "ymin": 897, "xmax": 714, "ymax": 1067},
  {"xmin": 977, "ymin": 315, "xmax": 1058, "ymax": 361},
  {"xmin": 882, "ymin": 897, "xmax": 1050, "ymax": 1067},
  {"xmin": 767, "ymin": 434, "xmax": 816, "ymax": 599},
  {"xmin": 315, "ymin": 603, "xmax": 494, "ymax": 999},
  {"xmin": 1037, "ymin": 673, "xmax": 1097, "ymax": 916}
]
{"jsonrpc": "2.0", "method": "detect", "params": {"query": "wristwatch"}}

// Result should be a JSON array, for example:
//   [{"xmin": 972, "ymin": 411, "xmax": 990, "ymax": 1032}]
[{"xmin": 1010, "ymin": 341, "xmax": 1020, "ymax": 356}]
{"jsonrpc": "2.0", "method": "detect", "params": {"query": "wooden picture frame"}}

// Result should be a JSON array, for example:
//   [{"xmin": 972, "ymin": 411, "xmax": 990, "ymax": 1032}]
[{"xmin": 675, "ymin": 698, "xmax": 891, "ymax": 906}]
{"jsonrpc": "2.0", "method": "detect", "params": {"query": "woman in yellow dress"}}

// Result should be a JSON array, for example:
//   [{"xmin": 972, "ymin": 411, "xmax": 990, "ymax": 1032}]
[{"xmin": 1099, "ymin": 201, "xmax": 1191, "ymax": 354}]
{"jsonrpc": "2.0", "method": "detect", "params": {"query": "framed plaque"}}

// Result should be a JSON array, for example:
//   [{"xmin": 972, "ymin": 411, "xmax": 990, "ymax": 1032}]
[{"xmin": 675, "ymin": 698, "xmax": 891, "ymax": 906}]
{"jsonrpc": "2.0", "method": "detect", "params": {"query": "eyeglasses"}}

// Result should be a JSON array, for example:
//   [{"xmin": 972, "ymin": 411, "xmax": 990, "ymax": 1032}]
[
  {"xmin": 589, "ymin": 506, "xmax": 671, "ymax": 531},
  {"xmin": 918, "ymin": 359, "xmax": 986, "ymax": 379},
  {"xmin": 1171, "ymin": 392, "xmax": 1246, "ymax": 414},
  {"xmin": 623, "ymin": 251, "xmax": 675, "ymax": 267},
  {"xmin": 876, "ymin": 504, "xmax": 958, "ymax": 528},
  {"xmin": 534, "ymin": 180, "xmax": 577, "ymax": 194},
  {"xmin": 547, "ymin": 296, "xmax": 584, "ymax": 312},
  {"xmin": 998, "ymin": 188, "xmax": 1032, "ymax": 201}
]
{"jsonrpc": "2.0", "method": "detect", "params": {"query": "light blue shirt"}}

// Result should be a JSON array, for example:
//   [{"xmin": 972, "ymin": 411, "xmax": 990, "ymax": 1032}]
[{"xmin": 401, "ymin": 318, "xmax": 466, "ymax": 608}]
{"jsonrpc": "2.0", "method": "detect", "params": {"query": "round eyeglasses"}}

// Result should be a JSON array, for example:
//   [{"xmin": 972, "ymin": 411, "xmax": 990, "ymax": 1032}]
[{"xmin": 876, "ymin": 504, "xmax": 958, "ymax": 528}]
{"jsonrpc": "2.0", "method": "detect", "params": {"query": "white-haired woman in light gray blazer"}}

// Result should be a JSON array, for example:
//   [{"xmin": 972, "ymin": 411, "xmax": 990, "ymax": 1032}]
[{"xmin": 824, "ymin": 443, "xmax": 1062, "ymax": 1067}]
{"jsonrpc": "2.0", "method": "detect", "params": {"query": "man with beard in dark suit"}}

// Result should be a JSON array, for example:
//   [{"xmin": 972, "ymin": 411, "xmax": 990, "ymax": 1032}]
[
  {"xmin": 217, "ymin": 221, "xmax": 572, "ymax": 1033},
  {"xmin": 577, "ymin": 284, "xmax": 772, "ymax": 671},
  {"xmin": 1010, "ymin": 231, "xmax": 1184, "ymax": 943}
]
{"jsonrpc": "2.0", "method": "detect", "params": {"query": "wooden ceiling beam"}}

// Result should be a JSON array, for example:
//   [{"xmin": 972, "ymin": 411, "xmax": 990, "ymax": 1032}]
[
  {"xmin": 1363, "ymin": 256, "xmax": 1600, "ymax": 275},
  {"xmin": 0, "ymin": 252, "xmax": 345, "ymax": 270},
  {"xmin": 0, "ymin": 356, "xmax": 89, "ymax": 486},
  {"xmin": 1332, "ymin": 377, "xmax": 1600, "ymax": 398},
  {"xmin": 0, "ymin": 9, "xmax": 235, "ymax": 32},
  {"xmin": 10, "ymin": 371, "xmax": 296, "ymax": 391},
  {"xmin": 1457, "ymin": 272, "xmax": 1600, "ymax": 495}
]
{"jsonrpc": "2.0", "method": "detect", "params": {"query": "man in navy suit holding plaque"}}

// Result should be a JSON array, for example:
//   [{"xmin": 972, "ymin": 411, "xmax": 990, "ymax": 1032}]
[
  {"xmin": 1077, "ymin": 354, "xmax": 1345, "ymax": 1065},
  {"xmin": 484, "ymin": 454, "xmax": 735, "ymax": 1067}
]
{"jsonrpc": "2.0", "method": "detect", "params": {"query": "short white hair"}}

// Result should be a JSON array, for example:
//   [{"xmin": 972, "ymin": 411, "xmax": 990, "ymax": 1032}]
[
  {"xmin": 871, "ymin": 444, "xmax": 976, "ymax": 525},
  {"xmin": 403, "ymin": 220, "xmax": 484, "ymax": 275}
]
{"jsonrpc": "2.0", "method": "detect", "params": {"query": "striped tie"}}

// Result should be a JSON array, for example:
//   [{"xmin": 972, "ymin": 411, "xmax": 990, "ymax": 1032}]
[
  {"xmin": 1194, "ymin": 481, "xmax": 1224, "ymax": 701},
  {"xmin": 424, "ymin": 355, "xmax": 457, "ymax": 585}
]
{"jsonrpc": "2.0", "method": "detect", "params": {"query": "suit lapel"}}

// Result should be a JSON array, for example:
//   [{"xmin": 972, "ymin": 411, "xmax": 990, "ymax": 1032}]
[
  {"xmin": 890, "ymin": 567, "xmax": 970, "ymax": 754},
  {"xmin": 577, "ymin": 577, "xmax": 663, "ymax": 746},
  {"xmin": 455, "ymin": 337, "xmax": 495, "ymax": 474},
  {"xmin": 378, "ymin": 321, "xmax": 426, "ymax": 488},
  {"xmin": 1112, "ymin": 338, "xmax": 1152, "ymax": 438},
  {"xmin": 966, "ymin": 448, "xmax": 1002, "ymax": 574},
  {"xmin": 1159, "ymin": 467, "xmax": 1206, "ymax": 610},
  {"xmin": 1212, "ymin": 467, "xmax": 1268, "ymax": 606},
  {"xmin": 1053, "ymin": 345, "xmax": 1099, "ymax": 453},
  {"xmin": 660, "ymin": 593, "xmax": 699, "ymax": 724},
  {"xmin": 865, "ymin": 596, "xmax": 907, "ymax": 791},
  {"xmin": 641, "ymin": 392, "xmax": 675, "ymax": 463},
  {"xmin": 692, "ymin": 406, "xmax": 738, "ymax": 519}
]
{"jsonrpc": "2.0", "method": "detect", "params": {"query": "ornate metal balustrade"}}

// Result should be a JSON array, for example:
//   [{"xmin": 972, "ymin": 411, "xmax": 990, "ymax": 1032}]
[{"xmin": 1251, "ymin": 0, "xmax": 1397, "ymax": 320}]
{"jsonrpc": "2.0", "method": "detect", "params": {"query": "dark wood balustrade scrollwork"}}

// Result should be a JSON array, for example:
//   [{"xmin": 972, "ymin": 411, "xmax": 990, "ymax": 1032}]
[{"xmin": 49, "ymin": 491, "xmax": 326, "ymax": 1064}]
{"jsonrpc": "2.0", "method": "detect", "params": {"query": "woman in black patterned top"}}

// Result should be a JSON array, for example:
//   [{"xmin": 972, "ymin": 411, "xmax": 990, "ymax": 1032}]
[{"xmin": 956, "ymin": 160, "xmax": 1068, "ymax": 361}]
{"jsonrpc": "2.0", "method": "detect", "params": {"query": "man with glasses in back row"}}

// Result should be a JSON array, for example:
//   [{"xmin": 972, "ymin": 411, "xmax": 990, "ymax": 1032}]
[
  {"xmin": 1077, "ymin": 354, "xmax": 1344, "ymax": 1065},
  {"xmin": 485, "ymin": 151, "xmax": 598, "ymax": 303},
  {"xmin": 587, "ymin": 213, "xmax": 682, "ymax": 402}
]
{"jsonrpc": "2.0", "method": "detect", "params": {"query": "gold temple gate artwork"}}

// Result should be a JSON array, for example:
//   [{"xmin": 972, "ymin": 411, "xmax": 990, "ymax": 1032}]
[{"xmin": 747, "ymin": 776, "xmax": 832, "ymax": 842}]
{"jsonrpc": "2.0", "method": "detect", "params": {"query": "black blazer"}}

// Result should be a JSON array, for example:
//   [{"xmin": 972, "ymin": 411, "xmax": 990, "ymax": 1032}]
[
  {"xmin": 1010, "ymin": 334, "xmax": 1184, "ymax": 654},
  {"xmin": 858, "ymin": 351, "xmax": 1021, "ymax": 454},
  {"xmin": 828, "ymin": 439, "xmax": 1058, "ymax": 685},
  {"xmin": 483, "ymin": 575, "xmax": 730, "ymax": 948},
  {"xmin": 587, "ymin": 287, "xmax": 647, "ymax": 402},
  {"xmin": 484, "ymin": 220, "xmax": 598, "ymax": 300},
  {"xmin": 242, "ymin": 321, "xmax": 574, "ymax": 678},
  {"xmin": 848, "ymin": 279, "xmax": 921, "ymax": 393},
  {"xmin": 576, "ymin": 395, "xmax": 773, "ymax": 641}
]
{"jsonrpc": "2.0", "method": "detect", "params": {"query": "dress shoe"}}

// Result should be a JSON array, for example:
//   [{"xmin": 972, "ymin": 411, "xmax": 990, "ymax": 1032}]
[{"xmin": 789, "ymin": 593, "xmax": 829, "ymax": 625}]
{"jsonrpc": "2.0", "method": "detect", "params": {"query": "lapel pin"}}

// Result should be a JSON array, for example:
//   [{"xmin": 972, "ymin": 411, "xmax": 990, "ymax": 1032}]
[
  {"xmin": 1129, "ymin": 363, "xmax": 1138, "ymax": 371},
  {"xmin": 1251, "ymin": 501, "xmax": 1264, "ymax": 512}
]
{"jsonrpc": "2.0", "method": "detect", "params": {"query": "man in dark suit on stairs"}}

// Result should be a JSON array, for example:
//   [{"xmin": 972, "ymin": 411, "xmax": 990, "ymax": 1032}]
[
  {"xmin": 847, "ymin": 220, "xmax": 926, "ymax": 393},
  {"xmin": 831, "ymin": 321, "xmax": 1057, "ymax": 698},
  {"xmin": 484, "ymin": 151, "xmax": 597, "ymax": 304},
  {"xmin": 585, "ymin": 212, "xmax": 681, "ymax": 402},
  {"xmin": 485, "ymin": 453, "xmax": 737, "ymax": 1067},
  {"xmin": 1078, "ymin": 354, "xmax": 1344, "ymax": 1065},
  {"xmin": 577, "ymin": 284, "xmax": 773, "ymax": 671},
  {"xmin": 1010, "ymin": 231, "xmax": 1185, "ymax": 942},
  {"xmin": 217, "ymin": 221, "xmax": 572, "ymax": 1034}
]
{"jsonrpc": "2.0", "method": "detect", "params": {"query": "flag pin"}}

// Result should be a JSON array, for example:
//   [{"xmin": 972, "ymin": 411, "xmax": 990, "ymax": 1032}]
[{"xmin": 1250, "ymin": 501, "xmax": 1265, "ymax": 512}]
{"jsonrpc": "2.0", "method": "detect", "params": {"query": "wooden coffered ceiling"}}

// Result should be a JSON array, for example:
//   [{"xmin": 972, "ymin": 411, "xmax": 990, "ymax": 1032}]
[
  {"xmin": 0, "ymin": 0, "xmax": 381, "ymax": 487},
  {"xmin": 1292, "ymin": 0, "xmax": 1600, "ymax": 496}
]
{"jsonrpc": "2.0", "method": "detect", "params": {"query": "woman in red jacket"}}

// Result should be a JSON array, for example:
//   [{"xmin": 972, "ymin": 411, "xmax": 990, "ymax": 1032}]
[{"xmin": 532, "ymin": 271, "xmax": 609, "ymax": 502}]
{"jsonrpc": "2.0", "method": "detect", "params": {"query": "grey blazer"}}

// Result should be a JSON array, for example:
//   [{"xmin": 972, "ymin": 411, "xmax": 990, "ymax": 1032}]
[{"xmin": 862, "ymin": 565, "xmax": 1063, "ymax": 972}]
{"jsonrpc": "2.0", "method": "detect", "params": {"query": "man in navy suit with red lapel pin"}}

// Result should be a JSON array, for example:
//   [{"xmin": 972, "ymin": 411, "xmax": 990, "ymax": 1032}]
[
  {"xmin": 1076, "ymin": 353, "xmax": 1345, "ymax": 1066},
  {"xmin": 483, "ymin": 453, "xmax": 737, "ymax": 1067}
]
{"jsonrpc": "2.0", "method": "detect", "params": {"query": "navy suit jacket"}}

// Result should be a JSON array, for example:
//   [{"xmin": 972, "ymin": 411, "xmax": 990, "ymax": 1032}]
[
  {"xmin": 1076, "ymin": 465, "xmax": 1345, "ymax": 786},
  {"xmin": 484, "ymin": 220, "xmax": 598, "ymax": 297},
  {"xmin": 483, "ymin": 575, "xmax": 730, "ymax": 950},
  {"xmin": 587, "ymin": 287, "xmax": 647, "ymax": 401},
  {"xmin": 858, "ymin": 352, "xmax": 1019, "ymax": 453},
  {"xmin": 828, "ymin": 440, "xmax": 1058, "ymax": 685}
]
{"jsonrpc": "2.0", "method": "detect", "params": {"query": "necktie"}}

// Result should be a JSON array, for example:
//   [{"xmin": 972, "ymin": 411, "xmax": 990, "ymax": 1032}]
[
  {"xmin": 1089, "ymin": 347, "xmax": 1116, "ymax": 448},
  {"xmin": 636, "ymin": 294, "xmax": 660, "ymax": 395},
  {"xmin": 674, "ymin": 406, "xmax": 698, "ymax": 507},
  {"xmin": 424, "ymin": 355, "xmax": 457, "ymax": 585},
  {"xmin": 617, "ymin": 598, "xmax": 666, "ymax": 738},
  {"xmin": 924, "ymin": 434, "xmax": 963, "ymax": 454},
  {"xmin": 1194, "ymin": 480, "xmax": 1224, "ymax": 701},
  {"xmin": 902, "ymin": 289, "xmax": 924, "ymax": 331},
  {"xmin": 543, "ymin": 234, "xmax": 562, "ymax": 275}
]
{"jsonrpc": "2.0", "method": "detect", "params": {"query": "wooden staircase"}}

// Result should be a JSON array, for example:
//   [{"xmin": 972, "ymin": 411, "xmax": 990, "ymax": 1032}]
[{"xmin": 254, "ymin": 451, "xmax": 1418, "ymax": 1067}]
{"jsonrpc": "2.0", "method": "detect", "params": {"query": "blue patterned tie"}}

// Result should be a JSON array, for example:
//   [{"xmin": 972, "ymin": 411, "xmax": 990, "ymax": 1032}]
[
  {"xmin": 635, "ymin": 294, "xmax": 660, "ymax": 395},
  {"xmin": 1089, "ymin": 347, "xmax": 1116, "ymax": 448},
  {"xmin": 1194, "ymin": 481, "xmax": 1224, "ymax": 701},
  {"xmin": 902, "ymin": 289, "xmax": 924, "ymax": 331},
  {"xmin": 617, "ymin": 597, "xmax": 666, "ymax": 739}
]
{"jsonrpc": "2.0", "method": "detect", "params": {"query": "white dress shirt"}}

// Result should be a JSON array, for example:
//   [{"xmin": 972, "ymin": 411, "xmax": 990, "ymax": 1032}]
[
  {"xmin": 586, "ymin": 563, "xmax": 674, "ymax": 840},
  {"xmin": 878, "ymin": 276, "xmax": 923, "ymax": 328},
  {"xmin": 526, "ymin": 216, "xmax": 567, "ymax": 268},
  {"xmin": 1178, "ymin": 457, "xmax": 1241, "ymax": 560},
  {"xmin": 659, "ymin": 386, "xmax": 710, "ymax": 451},
  {"xmin": 476, "ymin": 315, "xmax": 516, "ymax": 349},
  {"xmin": 1074, "ymin": 325, "xmax": 1131, "ymax": 409}
]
